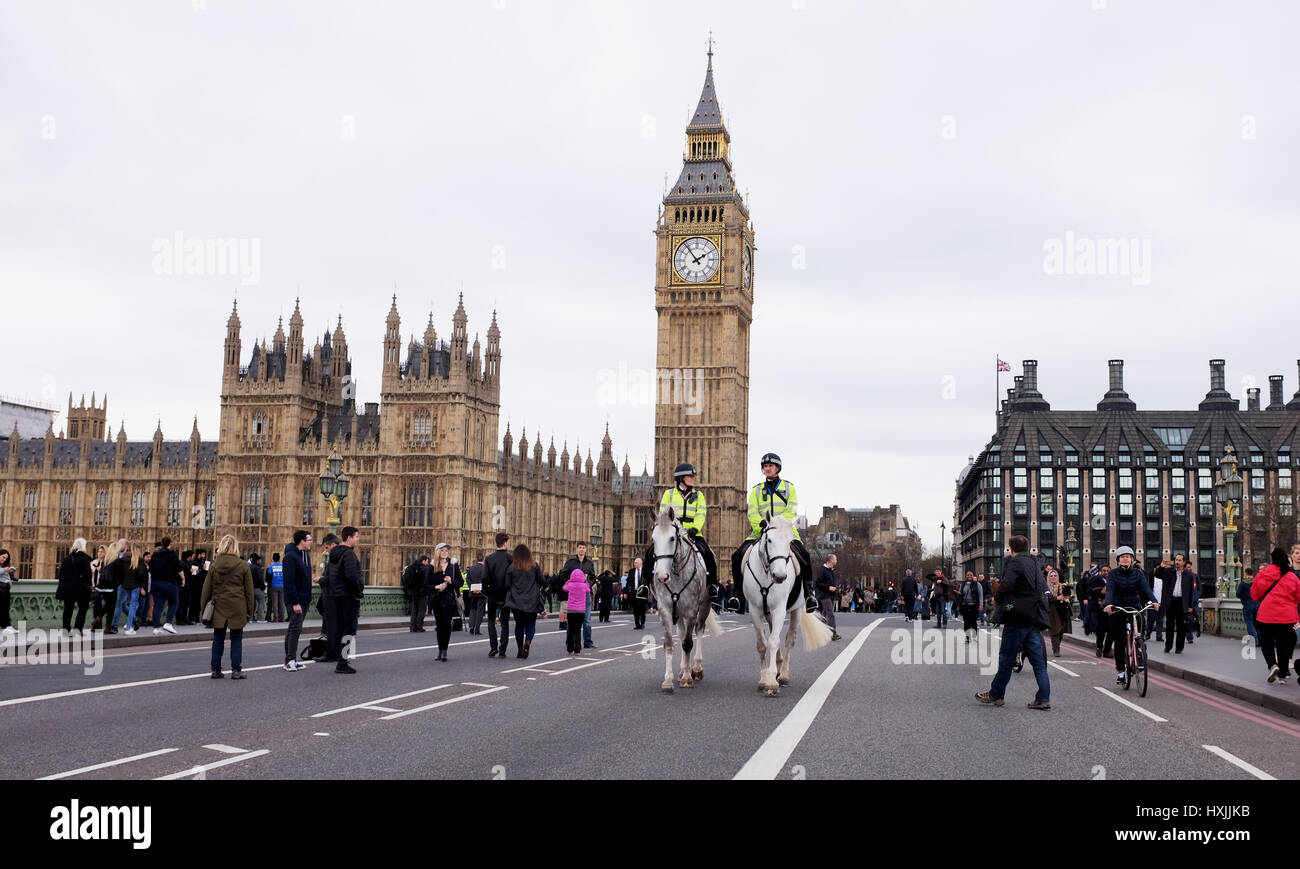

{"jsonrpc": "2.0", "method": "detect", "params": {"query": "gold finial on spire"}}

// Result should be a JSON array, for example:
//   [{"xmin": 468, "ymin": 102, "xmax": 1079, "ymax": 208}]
[{"xmin": 707, "ymin": 29, "xmax": 714, "ymax": 60}]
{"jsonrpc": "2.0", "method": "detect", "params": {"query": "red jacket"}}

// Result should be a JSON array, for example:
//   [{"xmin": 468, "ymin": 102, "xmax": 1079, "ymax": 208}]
[{"xmin": 1250, "ymin": 564, "xmax": 1300, "ymax": 624}]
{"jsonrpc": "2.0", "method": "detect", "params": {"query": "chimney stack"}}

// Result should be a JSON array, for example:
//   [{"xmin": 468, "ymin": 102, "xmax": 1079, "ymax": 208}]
[
  {"xmin": 1109, "ymin": 360, "xmax": 1124, "ymax": 393},
  {"xmin": 1098, "ymin": 358, "xmax": 1137, "ymax": 412},
  {"xmin": 1199, "ymin": 358, "xmax": 1238, "ymax": 411},
  {"xmin": 1022, "ymin": 360, "xmax": 1039, "ymax": 393},
  {"xmin": 1210, "ymin": 359, "xmax": 1226, "ymax": 393},
  {"xmin": 1248, "ymin": 388, "xmax": 1261, "ymax": 412},
  {"xmin": 1269, "ymin": 375, "xmax": 1284, "ymax": 410}
]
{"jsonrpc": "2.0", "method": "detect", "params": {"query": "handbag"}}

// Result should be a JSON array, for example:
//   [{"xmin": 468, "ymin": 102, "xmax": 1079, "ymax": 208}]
[{"xmin": 201, "ymin": 598, "xmax": 215, "ymax": 627}]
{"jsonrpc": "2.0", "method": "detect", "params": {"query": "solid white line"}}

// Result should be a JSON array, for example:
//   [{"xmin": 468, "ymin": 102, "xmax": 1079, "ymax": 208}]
[
  {"xmin": 202, "ymin": 743, "xmax": 250, "ymax": 755},
  {"xmin": 154, "ymin": 749, "xmax": 270, "ymax": 780},
  {"xmin": 360, "ymin": 705, "xmax": 400, "ymax": 713},
  {"xmin": 1047, "ymin": 661, "xmax": 1079, "ymax": 678},
  {"xmin": 1093, "ymin": 687, "xmax": 1167, "ymax": 722},
  {"xmin": 1202, "ymin": 745, "xmax": 1275, "ymax": 780},
  {"xmin": 726, "ymin": 626, "xmax": 747, "ymax": 632},
  {"xmin": 38, "ymin": 748, "xmax": 180, "ymax": 780},
  {"xmin": 461, "ymin": 682, "xmax": 499, "ymax": 688},
  {"xmin": 312, "ymin": 684, "xmax": 452, "ymax": 718},
  {"xmin": 542, "ymin": 659, "xmax": 612, "ymax": 676},
  {"xmin": 734, "ymin": 619, "xmax": 883, "ymax": 780},
  {"xmin": 380, "ymin": 685, "xmax": 507, "ymax": 719},
  {"xmin": 500, "ymin": 656, "xmax": 568, "ymax": 673},
  {"xmin": 313, "ymin": 732, "xmax": 330, "ymax": 737}
]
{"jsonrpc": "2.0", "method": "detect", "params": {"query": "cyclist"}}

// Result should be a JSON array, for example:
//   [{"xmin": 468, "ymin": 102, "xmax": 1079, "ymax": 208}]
[{"xmin": 1102, "ymin": 546, "xmax": 1159, "ymax": 686}]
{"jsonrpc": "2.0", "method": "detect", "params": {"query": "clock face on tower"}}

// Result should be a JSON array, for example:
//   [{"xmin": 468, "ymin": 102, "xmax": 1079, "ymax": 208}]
[
  {"xmin": 743, "ymin": 245, "xmax": 752, "ymax": 289},
  {"xmin": 673, "ymin": 236, "xmax": 720, "ymax": 283}
]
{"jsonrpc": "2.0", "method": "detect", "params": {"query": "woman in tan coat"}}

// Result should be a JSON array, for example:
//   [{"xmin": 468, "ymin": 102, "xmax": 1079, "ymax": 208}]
[
  {"xmin": 201, "ymin": 534, "xmax": 255, "ymax": 679},
  {"xmin": 1045, "ymin": 566, "xmax": 1072, "ymax": 657}
]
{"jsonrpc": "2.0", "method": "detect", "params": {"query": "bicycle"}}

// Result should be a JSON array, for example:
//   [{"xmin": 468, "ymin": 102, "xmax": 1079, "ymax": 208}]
[{"xmin": 1109, "ymin": 602, "xmax": 1157, "ymax": 697}]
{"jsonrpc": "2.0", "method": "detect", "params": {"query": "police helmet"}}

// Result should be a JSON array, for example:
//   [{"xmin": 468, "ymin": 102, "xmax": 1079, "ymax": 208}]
[{"xmin": 760, "ymin": 452, "xmax": 782, "ymax": 470}]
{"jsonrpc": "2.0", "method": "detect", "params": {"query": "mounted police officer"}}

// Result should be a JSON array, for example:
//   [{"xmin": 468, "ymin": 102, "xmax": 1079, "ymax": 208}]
[
  {"xmin": 648, "ymin": 462, "xmax": 720, "ymax": 603},
  {"xmin": 731, "ymin": 453, "xmax": 817, "ymax": 613}
]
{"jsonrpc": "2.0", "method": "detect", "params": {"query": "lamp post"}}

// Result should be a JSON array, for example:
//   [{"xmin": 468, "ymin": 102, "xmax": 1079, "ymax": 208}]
[
  {"xmin": 1065, "ymin": 524, "xmax": 1079, "ymax": 587},
  {"xmin": 940, "ymin": 522, "xmax": 946, "ymax": 577},
  {"xmin": 1215, "ymin": 446, "xmax": 1244, "ymax": 598},
  {"xmin": 319, "ymin": 449, "xmax": 350, "ymax": 540},
  {"xmin": 589, "ymin": 521, "xmax": 603, "ymax": 573}
]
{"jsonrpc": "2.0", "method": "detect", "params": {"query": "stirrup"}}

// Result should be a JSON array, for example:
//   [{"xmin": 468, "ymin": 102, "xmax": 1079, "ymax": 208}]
[
  {"xmin": 805, "ymin": 595, "xmax": 819, "ymax": 614},
  {"xmin": 708, "ymin": 584, "xmax": 721, "ymax": 602},
  {"xmin": 725, "ymin": 597, "xmax": 741, "ymax": 614}
]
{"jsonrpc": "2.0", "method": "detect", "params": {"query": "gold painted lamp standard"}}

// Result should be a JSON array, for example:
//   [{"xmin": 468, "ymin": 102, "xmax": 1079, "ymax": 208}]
[
  {"xmin": 1215, "ymin": 446, "xmax": 1244, "ymax": 599},
  {"xmin": 319, "ymin": 449, "xmax": 350, "ymax": 540},
  {"xmin": 1065, "ymin": 524, "xmax": 1079, "ymax": 587},
  {"xmin": 589, "ymin": 522, "xmax": 603, "ymax": 572}
]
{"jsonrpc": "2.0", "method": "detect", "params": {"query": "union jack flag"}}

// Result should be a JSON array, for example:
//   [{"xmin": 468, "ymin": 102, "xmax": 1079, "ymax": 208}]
[{"xmin": 997, "ymin": 358, "xmax": 1011, "ymax": 372}]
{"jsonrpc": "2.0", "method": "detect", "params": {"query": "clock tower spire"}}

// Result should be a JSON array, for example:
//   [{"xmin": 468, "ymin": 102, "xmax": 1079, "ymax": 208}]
[{"xmin": 653, "ymin": 43, "xmax": 754, "ymax": 549}]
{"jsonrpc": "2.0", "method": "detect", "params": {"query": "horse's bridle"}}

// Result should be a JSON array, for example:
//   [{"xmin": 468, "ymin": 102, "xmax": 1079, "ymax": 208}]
[
  {"xmin": 745, "ymin": 527, "xmax": 794, "ymax": 617},
  {"xmin": 652, "ymin": 522, "xmax": 700, "ymax": 624}
]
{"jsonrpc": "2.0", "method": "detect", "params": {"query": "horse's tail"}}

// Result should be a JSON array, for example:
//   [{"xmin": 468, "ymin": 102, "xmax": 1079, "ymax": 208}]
[
  {"xmin": 799, "ymin": 608, "xmax": 834, "ymax": 651},
  {"xmin": 704, "ymin": 608, "xmax": 724, "ymax": 638}
]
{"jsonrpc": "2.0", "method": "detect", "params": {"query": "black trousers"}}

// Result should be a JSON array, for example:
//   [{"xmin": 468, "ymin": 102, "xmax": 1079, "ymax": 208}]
[
  {"xmin": 177, "ymin": 582, "xmax": 192, "ymax": 624},
  {"xmin": 93, "ymin": 589, "xmax": 116, "ymax": 625},
  {"xmin": 467, "ymin": 596, "xmax": 487, "ymax": 633},
  {"xmin": 62, "ymin": 594, "xmax": 89, "ymax": 631},
  {"xmin": 903, "ymin": 594, "xmax": 916, "ymax": 620},
  {"xmin": 319, "ymin": 593, "xmax": 336, "ymax": 659},
  {"xmin": 329, "ymin": 597, "xmax": 358, "ymax": 665},
  {"xmin": 631, "ymin": 598, "xmax": 647, "ymax": 628},
  {"xmin": 566, "ymin": 612, "xmax": 585, "ymax": 653},
  {"xmin": 598, "ymin": 597, "xmax": 612, "ymax": 622},
  {"xmin": 434, "ymin": 606, "xmax": 454, "ymax": 653},
  {"xmin": 409, "ymin": 592, "xmax": 427, "ymax": 631},
  {"xmin": 1109, "ymin": 611, "xmax": 1140, "ymax": 673},
  {"xmin": 1258, "ymin": 622, "xmax": 1297, "ymax": 677},
  {"xmin": 960, "ymin": 604, "xmax": 979, "ymax": 633},
  {"xmin": 1094, "ymin": 602, "xmax": 1111, "ymax": 653},
  {"xmin": 1164, "ymin": 606, "xmax": 1188, "ymax": 652},
  {"xmin": 488, "ymin": 597, "xmax": 511, "ymax": 652},
  {"xmin": 0, "ymin": 585, "xmax": 10, "ymax": 629},
  {"xmin": 284, "ymin": 606, "xmax": 305, "ymax": 663}
]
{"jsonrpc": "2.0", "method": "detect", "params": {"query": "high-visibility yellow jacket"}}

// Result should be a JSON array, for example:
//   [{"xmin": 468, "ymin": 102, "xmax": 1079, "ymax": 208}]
[
  {"xmin": 747, "ymin": 478, "xmax": 799, "ymax": 540},
  {"xmin": 660, "ymin": 485, "xmax": 707, "ymax": 535}
]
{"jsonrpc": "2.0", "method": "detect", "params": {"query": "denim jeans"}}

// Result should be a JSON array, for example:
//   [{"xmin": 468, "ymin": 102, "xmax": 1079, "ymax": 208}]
[
  {"xmin": 211, "ymin": 626, "xmax": 243, "ymax": 672},
  {"xmin": 1243, "ymin": 599, "xmax": 1260, "ymax": 641},
  {"xmin": 989, "ymin": 624, "xmax": 1050, "ymax": 703},
  {"xmin": 935, "ymin": 602, "xmax": 948, "ymax": 628},
  {"xmin": 112, "ymin": 585, "xmax": 141, "ymax": 630},
  {"xmin": 582, "ymin": 592, "xmax": 593, "ymax": 645},
  {"xmin": 151, "ymin": 580, "xmax": 178, "ymax": 627}
]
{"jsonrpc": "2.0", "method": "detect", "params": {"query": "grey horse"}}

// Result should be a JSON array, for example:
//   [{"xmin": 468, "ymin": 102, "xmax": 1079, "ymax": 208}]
[{"xmin": 649, "ymin": 507, "xmax": 723, "ymax": 692}]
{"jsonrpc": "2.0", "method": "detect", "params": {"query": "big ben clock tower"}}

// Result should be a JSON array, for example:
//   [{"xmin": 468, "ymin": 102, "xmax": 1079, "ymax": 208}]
[{"xmin": 654, "ymin": 41, "xmax": 754, "ymax": 548}]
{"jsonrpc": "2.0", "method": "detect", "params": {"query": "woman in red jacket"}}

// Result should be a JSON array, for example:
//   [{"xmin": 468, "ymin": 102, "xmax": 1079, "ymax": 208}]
[{"xmin": 1250, "ymin": 546, "xmax": 1300, "ymax": 684}]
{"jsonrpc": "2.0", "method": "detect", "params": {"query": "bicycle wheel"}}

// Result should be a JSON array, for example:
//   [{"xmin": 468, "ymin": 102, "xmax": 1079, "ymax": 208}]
[
  {"xmin": 1135, "ymin": 633, "xmax": 1148, "ymax": 697},
  {"xmin": 1123, "ymin": 630, "xmax": 1134, "ymax": 691}
]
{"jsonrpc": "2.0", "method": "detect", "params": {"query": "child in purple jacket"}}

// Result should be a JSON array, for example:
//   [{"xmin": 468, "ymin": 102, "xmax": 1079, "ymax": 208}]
[{"xmin": 563, "ymin": 569, "xmax": 588, "ymax": 654}]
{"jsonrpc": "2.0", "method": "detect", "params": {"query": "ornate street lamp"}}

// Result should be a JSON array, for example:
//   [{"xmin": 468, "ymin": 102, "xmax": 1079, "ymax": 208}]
[
  {"xmin": 319, "ymin": 448, "xmax": 349, "ymax": 539},
  {"xmin": 940, "ymin": 522, "xmax": 946, "ymax": 578},
  {"xmin": 1065, "ymin": 524, "xmax": 1079, "ymax": 587},
  {"xmin": 589, "ymin": 521, "xmax": 603, "ymax": 571},
  {"xmin": 1215, "ymin": 446, "xmax": 1244, "ymax": 597}
]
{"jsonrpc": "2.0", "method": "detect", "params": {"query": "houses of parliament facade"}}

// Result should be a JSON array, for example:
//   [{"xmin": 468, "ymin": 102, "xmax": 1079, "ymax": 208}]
[{"xmin": 0, "ymin": 50, "xmax": 758, "ymax": 584}]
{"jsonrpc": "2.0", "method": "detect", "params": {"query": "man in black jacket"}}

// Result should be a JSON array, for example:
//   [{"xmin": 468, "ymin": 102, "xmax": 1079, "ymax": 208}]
[
  {"xmin": 282, "ymin": 531, "xmax": 314, "ymax": 671},
  {"xmin": 149, "ymin": 537, "xmax": 186, "ymax": 635},
  {"xmin": 560, "ymin": 543, "xmax": 596, "ymax": 649},
  {"xmin": 403, "ymin": 555, "xmax": 429, "ymax": 632},
  {"xmin": 814, "ymin": 555, "xmax": 842, "ymax": 641},
  {"xmin": 485, "ymin": 533, "xmax": 512, "ymax": 657},
  {"xmin": 326, "ymin": 527, "xmax": 364, "ymax": 674},
  {"xmin": 977, "ymin": 535, "xmax": 1052, "ymax": 710},
  {"xmin": 1159, "ymin": 553, "xmax": 1196, "ymax": 654},
  {"xmin": 312, "ymin": 534, "xmax": 339, "ymax": 662},
  {"xmin": 626, "ymin": 558, "xmax": 647, "ymax": 629},
  {"xmin": 900, "ymin": 570, "xmax": 919, "ymax": 621},
  {"xmin": 466, "ymin": 557, "xmax": 488, "ymax": 635}
]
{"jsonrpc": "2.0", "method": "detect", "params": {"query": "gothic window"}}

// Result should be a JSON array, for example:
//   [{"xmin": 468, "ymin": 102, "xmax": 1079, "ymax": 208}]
[
  {"xmin": 23, "ymin": 487, "xmax": 37, "ymax": 525},
  {"xmin": 205, "ymin": 489, "xmax": 216, "ymax": 529},
  {"xmin": 302, "ymin": 481, "xmax": 314, "ymax": 526},
  {"xmin": 358, "ymin": 549, "xmax": 371, "ymax": 586},
  {"xmin": 361, "ymin": 483, "xmax": 374, "ymax": 527},
  {"xmin": 251, "ymin": 414, "xmax": 268, "ymax": 445},
  {"xmin": 94, "ymin": 489, "xmax": 109, "ymax": 526},
  {"xmin": 18, "ymin": 546, "xmax": 33, "ymax": 579},
  {"xmin": 130, "ymin": 490, "xmax": 146, "ymax": 527},
  {"xmin": 413, "ymin": 410, "xmax": 432, "ymax": 444},
  {"xmin": 404, "ymin": 482, "xmax": 433, "ymax": 528},
  {"xmin": 58, "ymin": 487, "xmax": 74, "ymax": 526},
  {"xmin": 635, "ymin": 510, "xmax": 649, "ymax": 547},
  {"xmin": 166, "ymin": 487, "xmax": 183, "ymax": 527},
  {"xmin": 243, "ymin": 480, "xmax": 269, "ymax": 526}
]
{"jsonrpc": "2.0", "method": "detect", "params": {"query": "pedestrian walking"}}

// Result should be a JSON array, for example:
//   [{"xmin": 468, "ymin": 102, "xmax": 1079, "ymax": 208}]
[
  {"xmin": 56, "ymin": 538, "xmax": 93, "ymax": 632},
  {"xmin": 563, "ymin": 568, "xmax": 589, "ymax": 654},
  {"xmin": 267, "ymin": 552, "xmax": 286, "ymax": 622},
  {"xmin": 931, "ymin": 568, "xmax": 950, "ymax": 630},
  {"xmin": 0, "ymin": 549, "xmax": 17, "ymax": 634},
  {"xmin": 958, "ymin": 571, "xmax": 983, "ymax": 643},
  {"xmin": 313, "ymin": 534, "xmax": 339, "ymax": 662},
  {"xmin": 326, "ymin": 527, "xmax": 364, "ymax": 674},
  {"xmin": 626, "ymin": 558, "xmax": 647, "ymax": 629},
  {"xmin": 248, "ymin": 553, "xmax": 266, "ymax": 624},
  {"xmin": 560, "ymin": 543, "xmax": 596, "ymax": 649},
  {"xmin": 282, "ymin": 530, "xmax": 314, "ymax": 671},
  {"xmin": 149, "ymin": 537, "xmax": 185, "ymax": 635},
  {"xmin": 1159, "ymin": 554, "xmax": 1196, "ymax": 654},
  {"xmin": 1083, "ymin": 565, "xmax": 1112, "ymax": 657},
  {"xmin": 1146, "ymin": 559, "xmax": 1167, "ymax": 645},
  {"xmin": 485, "ymin": 533, "xmax": 512, "ymax": 658},
  {"xmin": 1237, "ymin": 566, "xmax": 1260, "ymax": 647},
  {"xmin": 901, "ymin": 569, "xmax": 918, "ymax": 621},
  {"xmin": 428, "ymin": 543, "xmax": 462, "ymax": 662},
  {"xmin": 404, "ymin": 554, "xmax": 430, "ymax": 632},
  {"xmin": 596, "ymin": 569, "xmax": 616, "ymax": 623},
  {"xmin": 815, "ymin": 554, "xmax": 842, "ymax": 640},
  {"xmin": 1251, "ymin": 546, "xmax": 1300, "ymax": 685},
  {"xmin": 201, "ymin": 534, "xmax": 255, "ymax": 680},
  {"xmin": 1044, "ymin": 566, "xmax": 1071, "ymax": 657},
  {"xmin": 90, "ymin": 545, "xmax": 117, "ymax": 632},
  {"xmin": 466, "ymin": 556, "xmax": 488, "ymax": 634},
  {"xmin": 109, "ymin": 541, "xmax": 146, "ymax": 635},
  {"xmin": 503, "ymin": 543, "xmax": 543, "ymax": 659},
  {"xmin": 977, "ymin": 535, "xmax": 1052, "ymax": 710}
]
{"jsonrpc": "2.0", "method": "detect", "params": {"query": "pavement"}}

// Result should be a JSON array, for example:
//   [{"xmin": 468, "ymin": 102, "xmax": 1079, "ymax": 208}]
[{"xmin": 6, "ymin": 612, "xmax": 1300, "ymax": 779}]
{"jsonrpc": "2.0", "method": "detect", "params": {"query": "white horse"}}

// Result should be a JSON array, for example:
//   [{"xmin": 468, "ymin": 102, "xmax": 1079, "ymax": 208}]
[
  {"xmin": 742, "ymin": 515, "xmax": 834, "ymax": 696},
  {"xmin": 650, "ymin": 508, "xmax": 724, "ymax": 693}
]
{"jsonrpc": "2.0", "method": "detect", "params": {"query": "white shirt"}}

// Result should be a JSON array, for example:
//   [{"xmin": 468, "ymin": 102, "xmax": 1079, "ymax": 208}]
[{"xmin": 1172, "ymin": 570, "xmax": 1183, "ymax": 597}]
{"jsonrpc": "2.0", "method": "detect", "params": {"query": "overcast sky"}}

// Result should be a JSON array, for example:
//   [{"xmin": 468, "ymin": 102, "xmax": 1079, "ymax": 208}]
[{"xmin": 3, "ymin": 0, "xmax": 1299, "ymax": 550}]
